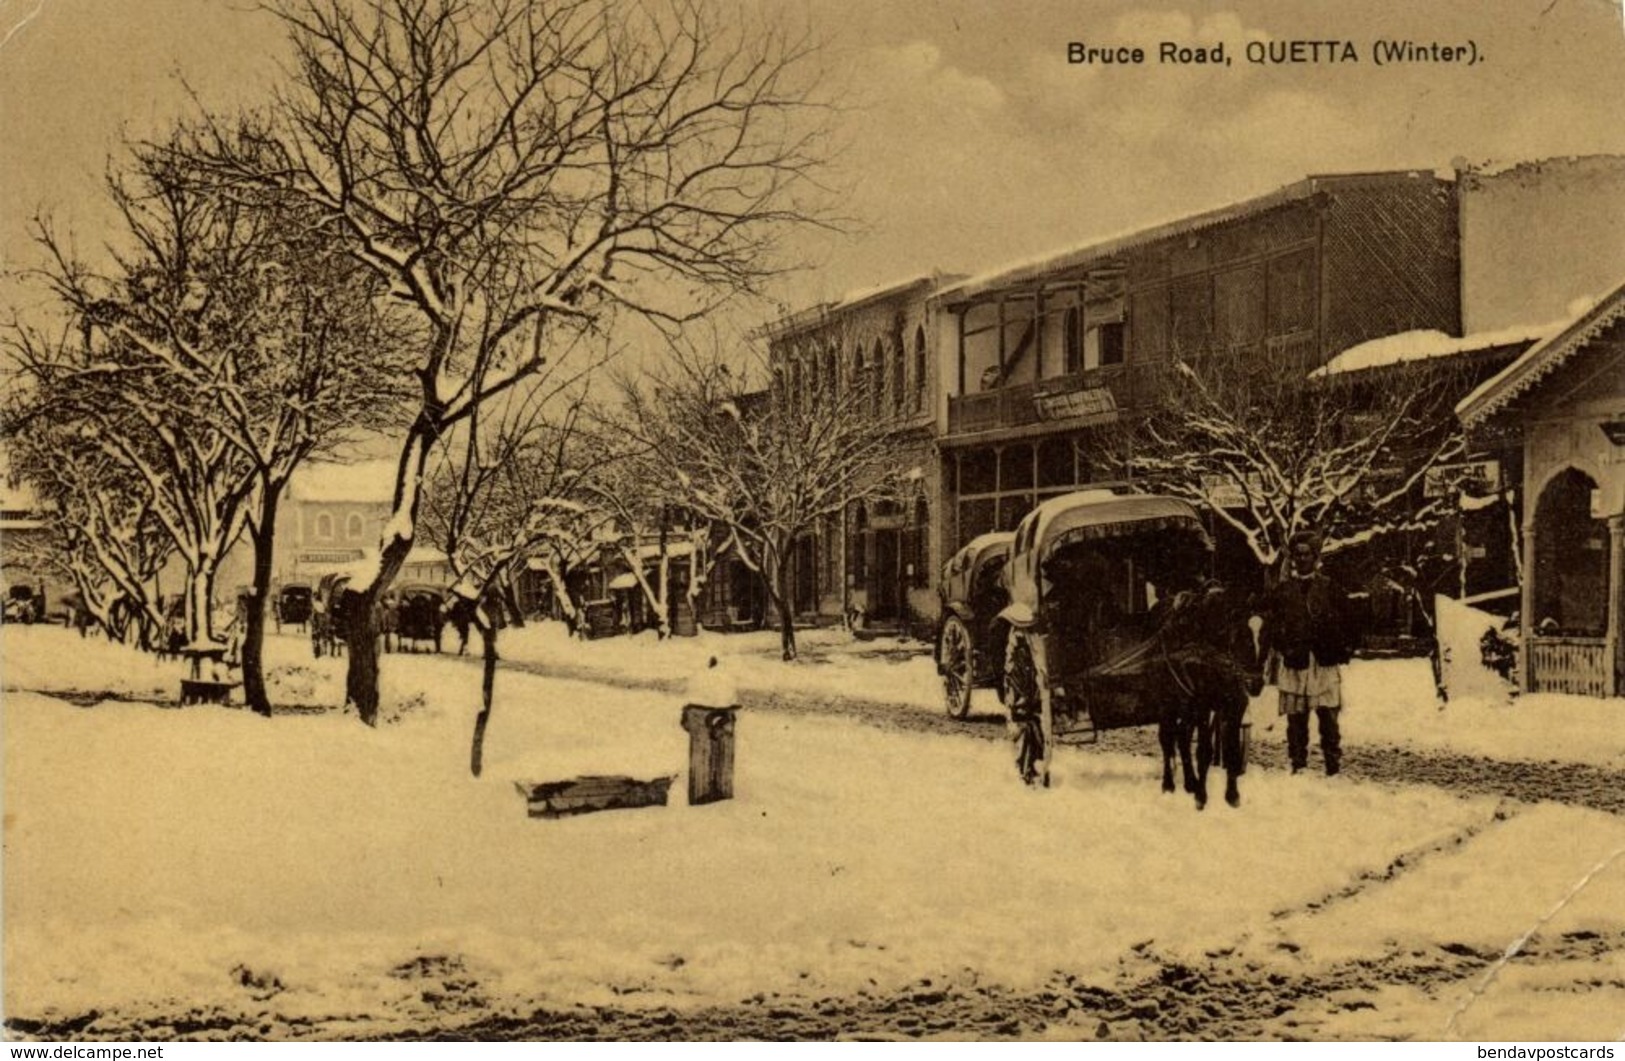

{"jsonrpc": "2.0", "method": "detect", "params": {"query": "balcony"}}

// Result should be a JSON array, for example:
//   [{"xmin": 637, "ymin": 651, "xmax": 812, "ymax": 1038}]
[{"xmin": 947, "ymin": 366, "xmax": 1135, "ymax": 437}]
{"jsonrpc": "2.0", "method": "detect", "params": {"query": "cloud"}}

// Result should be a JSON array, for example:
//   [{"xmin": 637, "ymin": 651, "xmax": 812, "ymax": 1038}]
[{"xmin": 868, "ymin": 39, "xmax": 1006, "ymax": 112}]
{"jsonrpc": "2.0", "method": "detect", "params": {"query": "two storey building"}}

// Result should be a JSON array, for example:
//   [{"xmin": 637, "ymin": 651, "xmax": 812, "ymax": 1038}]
[{"xmin": 933, "ymin": 171, "xmax": 1462, "ymax": 567}]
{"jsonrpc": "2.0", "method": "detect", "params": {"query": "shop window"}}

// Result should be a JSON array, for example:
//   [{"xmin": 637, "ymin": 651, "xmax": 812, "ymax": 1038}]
[
  {"xmin": 959, "ymin": 498, "xmax": 996, "ymax": 546},
  {"xmin": 910, "ymin": 497, "xmax": 930, "ymax": 587},
  {"xmin": 997, "ymin": 494, "xmax": 1034, "ymax": 532},
  {"xmin": 999, "ymin": 443, "xmax": 1034, "ymax": 491},
  {"xmin": 1037, "ymin": 437, "xmax": 1077, "ymax": 489},
  {"xmin": 959, "ymin": 448, "xmax": 997, "ymax": 496}
]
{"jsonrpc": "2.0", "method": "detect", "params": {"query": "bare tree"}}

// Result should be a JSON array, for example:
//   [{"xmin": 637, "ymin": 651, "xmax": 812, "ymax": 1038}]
[
  {"xmin": 1, "ymin": 417, "xmax": 174, "ymax": 645},
  {"xmin": 10, "ymin": 137, "xmax": 409, "ymax": 712},
  {"xmin": 7, "ymin": 236, "xmax": 261, "ymax": 650},
  {"xmin": 1128, "ymin": 351, "xmax": 1472, "ymax": 575},
  {"xmin": 175, "ymin": 0, "xmax": 836, "ymax": 723},
  {"xmin": 419, "ymin": 378, "xmax": 617, "ymax": 776},
  {"xmin": 618, "ymin": 336, "xmax": 901, "ymax": 660}
]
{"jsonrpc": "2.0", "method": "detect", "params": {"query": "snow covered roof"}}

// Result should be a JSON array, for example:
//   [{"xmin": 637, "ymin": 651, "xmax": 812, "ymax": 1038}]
[
  {"xmin": 757, "ymin": 271, "xmax": 961, "ymax": 340},
  {"xmin": 288, "ymin": 459, "xmax": 398, "ymax": 504},
  {"xmin": 1310, "ymin": 320, "xmax": 1563, "ymax": 379},
  {"xmin": 936, "ymin": 171, "xmax": 1445, "ymax": 306},
  {"xmin": 1456, "ymin": 278, "xmax": 1625, "ymax": 429}
]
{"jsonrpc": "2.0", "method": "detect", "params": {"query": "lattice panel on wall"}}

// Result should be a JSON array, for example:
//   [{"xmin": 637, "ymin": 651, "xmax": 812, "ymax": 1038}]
[{"xmin": 1321, "ymin": 179, "xmax": 1461, "ymax": 359}]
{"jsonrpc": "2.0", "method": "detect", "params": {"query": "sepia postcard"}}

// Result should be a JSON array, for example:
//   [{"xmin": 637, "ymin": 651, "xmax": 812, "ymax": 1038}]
[{"xmin": 2, "ymin": 0, "xmax": 1624, "ymax": 1044}]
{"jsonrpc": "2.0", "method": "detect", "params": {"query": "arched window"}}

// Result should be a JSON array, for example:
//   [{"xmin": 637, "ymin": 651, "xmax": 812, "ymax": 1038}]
[
  {"xmin": 871, "ymin": 339, "xmax": 885, "ymax": 417},
  {"xmin": 913, "ymin": 325, "xmax": 927, "ymax": 412},
  {"xmin": 824, "ymin": 345, "xmax": 837, "ymax": 400},
  {"xmin": 851, "ymin": 346, "xmax": 864, "ymax": 402},
  {"xmin": 346, "ymin": 513, "xmax": 364, "ymax": 540},
  {"xmin": 315, "ymin": 512, "xmax": 334, "ymax": 540},
  {"xmin": 892, "ymin": 337, "xmax": 905, "ymax": 413}
]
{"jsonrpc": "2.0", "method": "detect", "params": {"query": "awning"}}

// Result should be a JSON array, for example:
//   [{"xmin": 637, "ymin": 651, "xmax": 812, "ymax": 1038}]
[{"xmin": 608, "ymin": 572, "xmax": 639, "ymax": 590}]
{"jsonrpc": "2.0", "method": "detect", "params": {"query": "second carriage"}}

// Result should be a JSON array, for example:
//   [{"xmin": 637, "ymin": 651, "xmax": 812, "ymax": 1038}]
[{"xmin": 939, "ymin": 490, "xmax": 1239, "ymax": 783}]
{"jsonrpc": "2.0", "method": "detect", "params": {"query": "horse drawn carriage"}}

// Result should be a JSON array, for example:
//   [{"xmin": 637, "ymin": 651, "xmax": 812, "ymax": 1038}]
[
  {"xmin": 274, "ymin": 582, "xmax": 313, "ymax": 633},
  {"xmin": 394, "ymin": 584, "xmax": 446, "ymax": 653},
  {"xmin": 935, "ymin": 531, "xmax": 1014, "ymax": 718},
  {"xmin": 944, "ymin": 490, "xmax": 1261, "ymax": 805},
  {"xmin": 311, "ymin": 573, "xmax": 352, "ymax": 658}
]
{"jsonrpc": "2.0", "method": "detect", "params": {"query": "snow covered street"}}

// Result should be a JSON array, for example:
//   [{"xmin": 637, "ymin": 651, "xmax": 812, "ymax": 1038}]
[{"xmin": 4, "ymin": 623, "xmax": 1624, "ymax": 1040}]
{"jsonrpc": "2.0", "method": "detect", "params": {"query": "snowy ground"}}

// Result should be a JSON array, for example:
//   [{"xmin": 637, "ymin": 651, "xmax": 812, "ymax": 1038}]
[{"xmin": 3, "ymin": 623, "xmax": 1624, "ymax": 1041}]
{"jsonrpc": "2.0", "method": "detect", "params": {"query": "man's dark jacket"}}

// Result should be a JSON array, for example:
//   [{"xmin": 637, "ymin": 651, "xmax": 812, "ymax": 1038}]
[{"xmin": 1262, "ymin": 570, "xmax": 1356, "ymax": 670}]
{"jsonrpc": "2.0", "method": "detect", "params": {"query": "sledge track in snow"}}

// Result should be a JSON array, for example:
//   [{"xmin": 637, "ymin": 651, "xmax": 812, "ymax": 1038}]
[{"xmin": 492, "ymin": 655, "xmax": 1625, "ymax": 817}]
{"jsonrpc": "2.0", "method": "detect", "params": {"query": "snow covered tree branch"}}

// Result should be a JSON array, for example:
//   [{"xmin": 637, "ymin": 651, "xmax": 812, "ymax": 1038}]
[{"xmin": 166, "ymin": 0, "xmax": 837, "ymax": 721}]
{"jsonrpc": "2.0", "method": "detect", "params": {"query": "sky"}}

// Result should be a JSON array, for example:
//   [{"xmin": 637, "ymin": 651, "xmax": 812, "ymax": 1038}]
[{"xmin": 3, "ymin": 0, "xmax": 1625, "ymax": 316}]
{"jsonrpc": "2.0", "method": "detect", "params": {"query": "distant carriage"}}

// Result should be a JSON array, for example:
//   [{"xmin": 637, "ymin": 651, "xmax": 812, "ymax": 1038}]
[
  {"xmin": 934, "ymin": 531, "xmax": 1016, "ymax": 719},
  {"xmin": 311, "ymin": 573, "xmax": 352, "ymax": 658},
  {"xmin": 394, "ymin": 584, "xmax": 446, "ymax": 653},
  {"xmin": 2, "ymin": 583, "xmax": 45, "ymax": 625},
  {"xmin": 275, "ymin": 582, "xmax": 314, "ymax": 633}
]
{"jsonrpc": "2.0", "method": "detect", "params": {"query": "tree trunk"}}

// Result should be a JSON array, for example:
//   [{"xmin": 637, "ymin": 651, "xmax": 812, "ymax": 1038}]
[
  {"xmin": 241, "ymin": 489, "xmax": 281, "ymax": 717},
  {"xmin": 499, "ymin": 567, "xmax": 525, "ymax": 628},
  {"xmin": 342, "ymin": 594, "xmax": 383, "ymax": 724},
  {"xmin": 341, "ymin": 419, "xmax": 436, "ymax": 724},
  {"xmin": 776, "ymin": 591, "xmax": 797, "ymax": 661},
  {"xmin": 470, "ymin": 617, "xmax": 499, "ymax": 777},
  {"xmin": 185, "ymin": 564, "xmax": 218, "ymax": 646}
]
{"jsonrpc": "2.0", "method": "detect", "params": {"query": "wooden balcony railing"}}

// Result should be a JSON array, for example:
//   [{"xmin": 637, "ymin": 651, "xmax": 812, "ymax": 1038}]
[
  {"xmin": 948, "ymin": 366, "xmax": 1134, "ymax": 436},
  {"xmin": 1527, "ymin": 636, "xmax": 1612, "ymax": 698}
]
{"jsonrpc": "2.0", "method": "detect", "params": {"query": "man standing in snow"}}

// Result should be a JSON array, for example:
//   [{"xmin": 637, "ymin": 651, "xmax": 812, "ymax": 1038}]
[{"xmin": 1261, "ymin": 530, "xmax": 1357, "ymax": 776}]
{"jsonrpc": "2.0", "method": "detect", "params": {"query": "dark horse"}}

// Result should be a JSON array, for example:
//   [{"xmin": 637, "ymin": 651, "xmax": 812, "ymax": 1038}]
[{"xmin": 1154, "ymin": 583, "xmax": 1265, "ymax": 810}]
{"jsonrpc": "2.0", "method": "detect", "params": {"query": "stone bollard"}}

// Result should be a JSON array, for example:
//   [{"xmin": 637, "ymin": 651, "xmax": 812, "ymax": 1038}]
[{"xmin": 680, "ymin": 703, "xmax": 739, "ymax": 805}]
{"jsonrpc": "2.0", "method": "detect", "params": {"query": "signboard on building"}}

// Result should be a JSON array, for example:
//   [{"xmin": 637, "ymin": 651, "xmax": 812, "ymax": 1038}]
[
  {"xmin": 1423, "ymin": 460, "xmax": 1501, "ymax": 499},
  {"xmin": 1033, "ymin": 386, "xmax": 1117, "ymax": 423},
  {"xmin": 1200, "ymin": 472, "xmax": 1265, "ymax": 509}
]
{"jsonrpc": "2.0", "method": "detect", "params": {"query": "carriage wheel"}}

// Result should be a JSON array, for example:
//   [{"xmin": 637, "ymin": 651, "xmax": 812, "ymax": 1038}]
[{"xmin": 939, "ymin": 615, "xmax": 975, "ymax": 719}]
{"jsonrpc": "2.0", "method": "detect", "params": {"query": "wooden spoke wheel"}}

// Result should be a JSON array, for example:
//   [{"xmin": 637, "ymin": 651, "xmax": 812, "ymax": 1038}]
[{"xmin": 939, "ymin": 615, "xmax": 975, "ymax": 719}]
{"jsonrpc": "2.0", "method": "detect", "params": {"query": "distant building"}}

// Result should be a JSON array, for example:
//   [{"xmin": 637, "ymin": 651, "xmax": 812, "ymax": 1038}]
[
  {"xmin": 275, "ymin": 459, "xmax": 395, "ymax": 585},
  {"xmin": 932, "ymin": 170, "xmax": 1462, "ymax": 567},
  {"xmin": 1459, "ymin": 155, "xmax": 1625, "ymax": 334},
  {"xmin": 0, "ymin": 472, "xmax": 63, "ymax": 617},
  {"xmin": 214, "ymin": 459, "xmax": 450, "ymax": 594},
  {"xmin": 763, "ymin": 273, "xmax": 961, "ymax": 631}
]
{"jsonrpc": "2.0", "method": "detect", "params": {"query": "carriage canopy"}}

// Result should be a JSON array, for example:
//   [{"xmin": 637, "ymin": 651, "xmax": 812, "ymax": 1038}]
[
  {"xmin": 939, "ymin": 531, "xmax": 1015, "ymax": 611},
  {"xmin": 1002, "ymin": 491, "xmax": 1210, "ymax": 626}
]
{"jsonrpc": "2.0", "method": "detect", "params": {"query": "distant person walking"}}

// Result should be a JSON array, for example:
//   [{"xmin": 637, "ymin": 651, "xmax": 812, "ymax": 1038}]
[{"xmin": 1261, "ymin": 530, "xmax": 1357, "ymax": 776}]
